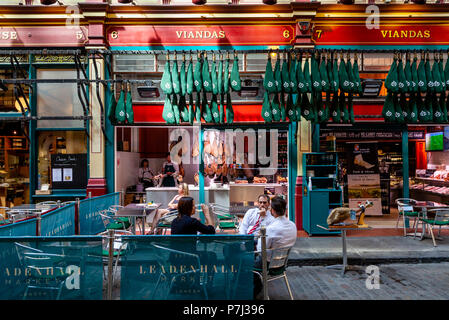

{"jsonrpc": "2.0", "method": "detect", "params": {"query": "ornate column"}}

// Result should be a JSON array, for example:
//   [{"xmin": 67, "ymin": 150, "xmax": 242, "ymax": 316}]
[
  {"xmin": 292, "ymin": 5, "xmax": 317, "ymax": 230},
  {"xmin": 80, "ymin": 2, "xmax": 109, "ymax": 197}
]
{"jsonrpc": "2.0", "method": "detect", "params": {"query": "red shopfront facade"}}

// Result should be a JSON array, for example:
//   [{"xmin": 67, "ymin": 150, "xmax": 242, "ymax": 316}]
[
  {"xmin": 310, "ymin": 4, "xmax": 449, "ymax": 216},
  {"xmin": 104, "ymin": 4, "xmax": 319, "ymax": 226}
]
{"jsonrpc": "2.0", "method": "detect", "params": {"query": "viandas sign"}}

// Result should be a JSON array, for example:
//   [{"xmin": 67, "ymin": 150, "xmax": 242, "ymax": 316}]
[
  {"xmin": 312, "ymin": 25, "xmax": 444, "ymax": 46},
  {"xmin": 107, "ymin": 25, "xmax": 295, "ymax": 47}
]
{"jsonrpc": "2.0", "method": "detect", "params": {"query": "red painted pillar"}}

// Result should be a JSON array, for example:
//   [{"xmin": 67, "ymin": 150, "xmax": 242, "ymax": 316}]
[{"xmin": 295, "ymin": 176, "xmax": 303, "ymax": 230}]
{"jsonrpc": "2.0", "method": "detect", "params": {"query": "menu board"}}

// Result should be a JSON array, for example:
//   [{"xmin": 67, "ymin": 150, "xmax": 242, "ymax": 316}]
[{"xmin": 51, "ymin": 154, "xmax": 87, "ymax": 189}]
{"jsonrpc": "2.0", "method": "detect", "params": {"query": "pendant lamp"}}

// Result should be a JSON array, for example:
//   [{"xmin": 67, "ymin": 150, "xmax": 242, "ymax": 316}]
[{"xmin": 263, "ymin": 0, "xmax": 277, "ymax": 4}]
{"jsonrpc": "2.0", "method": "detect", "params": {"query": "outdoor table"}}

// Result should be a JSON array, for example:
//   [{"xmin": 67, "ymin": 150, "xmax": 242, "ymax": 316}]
[
  {"xmin": 317, "ymin": 224, "xmax": 372, "ymax": 275},
  {"xmin": 8, "ymin": 203, "xmax": 59, "ymax": 222},
  {"xmin": 115, "ymin": 203, "xmax": 161, "ymax": 235},
  {"xmin": 13, "ymin": 204, "xmax": 59, "ymax": 211},
  {"xmin": 413, "ymin": 201, "xmax": 449, "ymax": 241}
]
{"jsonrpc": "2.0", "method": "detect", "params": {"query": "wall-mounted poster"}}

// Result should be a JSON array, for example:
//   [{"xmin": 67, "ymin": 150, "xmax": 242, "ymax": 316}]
[
  {"xmin": 346, "ymin": 142, "xmax": 381, "ymax": 216},
  {"xmin": 346, "ymin": 141, "xmax": 379, "ymax": 174},
  {"xmin": 347, "ymin": 174, "xmax": 382, "ymax": 216}
]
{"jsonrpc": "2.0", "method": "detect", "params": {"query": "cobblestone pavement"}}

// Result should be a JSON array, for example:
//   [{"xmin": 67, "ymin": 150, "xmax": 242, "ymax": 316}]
[{"xmin": 268, "ymin": 262, "xmax": 449, "ymax": 300}]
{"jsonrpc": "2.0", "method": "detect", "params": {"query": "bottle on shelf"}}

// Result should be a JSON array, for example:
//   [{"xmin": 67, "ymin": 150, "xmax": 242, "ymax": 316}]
[{"xmin": 308, "ymin": 176, "xmax": 313, "ymax": 191}]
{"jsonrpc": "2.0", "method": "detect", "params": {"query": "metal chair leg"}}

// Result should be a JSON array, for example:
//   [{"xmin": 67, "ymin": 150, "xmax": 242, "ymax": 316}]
[
  {"xmin": 283, "ymin": 274, "xmax": 294, "ymax": 300},
  {"xmin": 413, "ymin": 217, "xmax": 420, "ymax": 239},
  {"xmin": 396, "ymin": 213, "xmax": 401, "ymax": 229},
  {"xmin": 402, "ymin": 214, "xmax": 407, "ymax": 236},
  {"xmin": 23, "ymin": 286, "xmax": 29, "ymax": 300},
  {"xmin": 429, "ymin": 225, "xmax": 437, "ymax": 247}
]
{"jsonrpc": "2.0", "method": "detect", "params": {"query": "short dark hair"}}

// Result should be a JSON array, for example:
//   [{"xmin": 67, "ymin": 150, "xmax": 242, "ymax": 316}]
[
  {"xmin": 257, "ymin": 194, "xmax": 270, "ymax": 203},
  {"xmin": 270, "ymin": 196, "xmax": 287, "ymax": 216},
  {"xmin": 140, "ymin": 159, "xmax": 149, "ymax": 167},
  {"xmin": 177, "ymin": 196, "xmax": 194, "ymax": 216}
]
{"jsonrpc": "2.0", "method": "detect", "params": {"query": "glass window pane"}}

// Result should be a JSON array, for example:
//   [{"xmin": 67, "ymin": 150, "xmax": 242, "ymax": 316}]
[
  {"xmin": 113, "ymin": 54, "xmax": 155, "ymax": 73},
  {"xmin": 37, "ymin": 69, "xmax": 84, "ymax": 128},
  {"xmin": 37, "ymin": 131, "xmax": 87, "ymax": 189},
  {"xmin": 246, "ymin": 53, "xmax": 268, "ymax": 72},
  {"xmin": 0, "ymin": 68, "xmax": 29, "ymax": 113}
]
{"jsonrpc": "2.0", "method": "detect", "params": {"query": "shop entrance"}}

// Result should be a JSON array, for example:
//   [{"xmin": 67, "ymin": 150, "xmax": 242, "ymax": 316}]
[
  {"xmin": 320, "ymin": 123, "xmax": 418, "ymax": 229},
  {"xmin": 114, "ymin": 125, "xmax": 289, "ymax": 218},
  {"xmin": 0, "ymin": 121, "xmax": 29, "ymax": 208}
]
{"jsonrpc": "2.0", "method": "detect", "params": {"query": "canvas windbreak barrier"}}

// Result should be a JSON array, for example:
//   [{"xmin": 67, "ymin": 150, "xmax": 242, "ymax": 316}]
[
  {"xmin": 119, "ymin": 235, "xmax": 254, "ymax": 300},
  {"xmin": 0, "ymin": 237, "xmax": 103, "ymax": 300}
]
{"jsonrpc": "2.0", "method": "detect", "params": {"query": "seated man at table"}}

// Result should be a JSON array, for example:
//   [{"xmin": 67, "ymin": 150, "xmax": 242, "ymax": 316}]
[
  {"xmin": 239, "ymin": 194, "xmax": 275, "ymax": 236},
  {"xmin": 254, "ymin": 196, "xmax": 297, "ymax": 296}
]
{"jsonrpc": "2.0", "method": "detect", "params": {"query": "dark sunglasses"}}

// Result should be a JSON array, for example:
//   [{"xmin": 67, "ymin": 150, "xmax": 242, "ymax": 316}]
[{"xmin": 259, "ymin": 201, "xmax": 268, "ymax": 204}]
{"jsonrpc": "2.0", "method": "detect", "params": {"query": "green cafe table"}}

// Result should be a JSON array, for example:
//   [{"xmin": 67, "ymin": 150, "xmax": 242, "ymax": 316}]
[{"xmin": 115, "ymin": 203, "xmax": 161, "ymax": 235}]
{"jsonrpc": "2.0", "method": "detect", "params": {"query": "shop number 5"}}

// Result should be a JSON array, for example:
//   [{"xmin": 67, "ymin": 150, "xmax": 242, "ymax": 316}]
[{"xmin": 227, "ymin": 305, "xmax": 264, "ymax": 317}]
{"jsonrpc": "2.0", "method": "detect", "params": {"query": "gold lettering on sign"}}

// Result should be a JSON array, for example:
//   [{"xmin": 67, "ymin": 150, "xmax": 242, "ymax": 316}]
[
  {"xmin": 380, "ymin": 29, "xmax": 431, "ymax": 39},
  {"xmin": 111, "ymin": 31, "xmax": 118, "ymax": 39},
  {"xmin": 175, "ymin": 30, "xmax": 226, "ymax": 39},
  {"xmin": 1, "ymin": 31, "xmax": 17, "ymax": 40},
  {"xmin": 283, "ymin": 30, "xmax": 290, "ymax": 39}
]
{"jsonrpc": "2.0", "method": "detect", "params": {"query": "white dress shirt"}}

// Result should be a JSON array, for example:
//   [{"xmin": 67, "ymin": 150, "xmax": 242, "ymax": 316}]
[
  {"xmin": 256, "ymin": 216, "xmax": 297, "ymax": 255},
  {"xmin": 239, "ymin": 207, "xmax": 275, "ymax": 235}
]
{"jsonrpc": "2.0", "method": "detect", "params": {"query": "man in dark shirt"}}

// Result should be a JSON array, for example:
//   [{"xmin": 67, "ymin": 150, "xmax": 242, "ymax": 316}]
[{"xmin": 171, "ymin": 198, "xmax": 215, "ymax": 235}]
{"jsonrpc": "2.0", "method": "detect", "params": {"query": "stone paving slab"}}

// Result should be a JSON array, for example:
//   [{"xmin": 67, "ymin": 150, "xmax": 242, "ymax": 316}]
[
  {"xmin": 268, "ymin": 262, "xmax": 449, "ymax": 300},
  {"xmin": 289, "ymin": 236, "xmax": 449, "ymax": 265}
]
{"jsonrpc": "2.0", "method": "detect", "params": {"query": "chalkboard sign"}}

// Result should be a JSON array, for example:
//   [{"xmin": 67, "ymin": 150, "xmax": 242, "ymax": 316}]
[{"xmin": 50, "ymin": 153, "xmax": 87, "ymax": 189}]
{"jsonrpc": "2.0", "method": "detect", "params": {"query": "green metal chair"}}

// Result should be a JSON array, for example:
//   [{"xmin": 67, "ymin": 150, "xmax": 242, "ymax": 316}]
[
  {"xmin": 419, "ymin": 208, "xmax": 449, "ymax": 247},
  {"xmin": 253, "ymin": 246, "xmax": 294, "ymax": 300},
  {"xmin": 150, "ymin": 243, "xmax": 209, "ymax": 300},
  {"xmin": 97, "ymin": 230, "xmax": 133, "ymax": 285},
  {"xmin": 15, "ymin": 243, "xmax": 69, "ymax": 300},
  {"xmin": 395, "ymin": 198, "xmax": 420, "ymax": 237},
  {"xmin": 209, "ymin": 203, "xmax": 239, "ymax": 233},
  {"xmin": 153, "ymin": 210, "xmax": 178, "ymax": 235},
  {"xmin": 99, "ymin": 210, "xmax": 130, "ymax": 231}
]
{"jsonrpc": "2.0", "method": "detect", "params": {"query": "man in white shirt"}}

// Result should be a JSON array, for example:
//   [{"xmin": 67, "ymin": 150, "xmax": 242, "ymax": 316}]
[
  {"xmin": 254, "ymin": 196, "xmax": 297, "ymax": 298},
  {"xmin": 256, "ymin": 196, "xmax": 297, "ymax": 254},
  {"xmin": 239, "ymin": 194, "xmax": 275, "ymax": 236}
]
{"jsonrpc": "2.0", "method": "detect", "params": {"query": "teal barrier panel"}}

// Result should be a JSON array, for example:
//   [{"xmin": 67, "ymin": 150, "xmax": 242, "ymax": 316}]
[
  {"xmin": 41, "ymin": 204, "xmax": 76, "ymax": 237},
  {"xmin": 0, "ymin": 218, "xmax": 37, "ymax": 237},
  {"xmin": 119, "ymin": 235, "xmax": 254, "ymax": 300},
  {"xmin": 79, "ymin": 193, "xmax": 120, "ymax": 235},
  {"xmin": 0, "ymin": 236, "xmax": 104, "ymax": 300}
]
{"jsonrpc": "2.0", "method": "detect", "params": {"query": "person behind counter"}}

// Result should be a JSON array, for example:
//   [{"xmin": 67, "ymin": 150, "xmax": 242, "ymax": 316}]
[
  {"xmin": 160, "ymin": 152, "xmax": 179, "ymax": 187},
  {"xmin": 138, "ymin": 159, "xmax": 156, "ymax": 188}
]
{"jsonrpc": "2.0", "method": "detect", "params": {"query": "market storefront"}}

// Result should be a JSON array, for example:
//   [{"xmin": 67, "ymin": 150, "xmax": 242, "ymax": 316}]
[
  {"xmin": 304, "ymin": 4, "xmax": 449, "ymax": 233},
  {"xmin": 0, "ymin": 17, "xmax": 92, "ymax": 205},
  {"xmin": 105, "ymin": 18, "xmax": 317, "ymax": 223}
]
